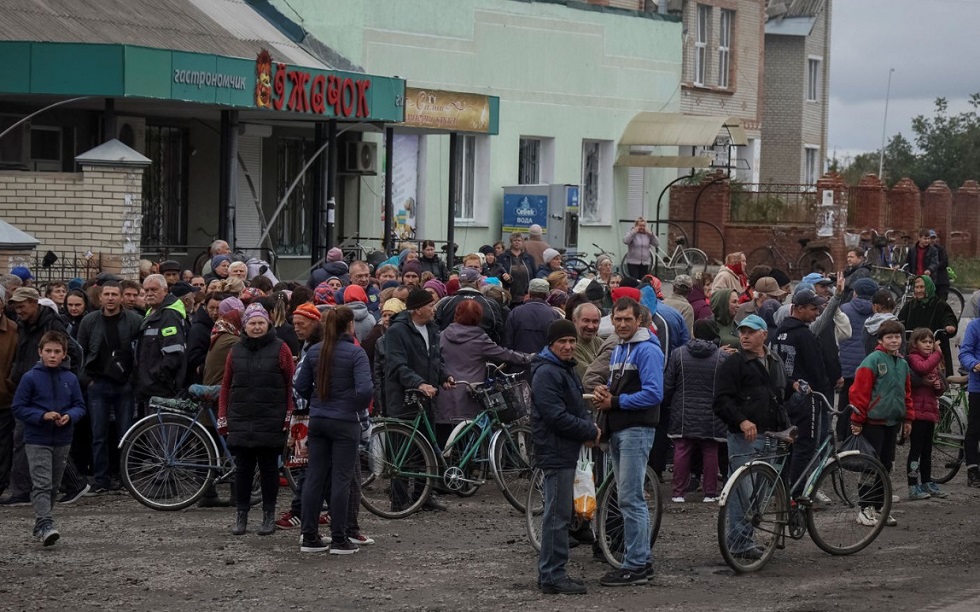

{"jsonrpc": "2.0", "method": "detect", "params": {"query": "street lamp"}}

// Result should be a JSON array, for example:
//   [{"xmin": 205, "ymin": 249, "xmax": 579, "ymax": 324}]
[{"xmin": 878, "ymin": 68, "xmax": 895, "ymax": 179}]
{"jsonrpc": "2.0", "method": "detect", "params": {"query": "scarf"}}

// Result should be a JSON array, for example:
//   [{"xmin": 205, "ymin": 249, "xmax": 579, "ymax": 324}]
[{"xmin": 210, "ymin": 310, "xmax": 243, "ymax": 349}]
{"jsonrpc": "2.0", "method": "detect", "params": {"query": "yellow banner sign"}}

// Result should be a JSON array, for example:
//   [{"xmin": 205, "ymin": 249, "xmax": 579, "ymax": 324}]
[{"xmin": 403, "ymin": 88, "xmax": 491, "ymax": 133}]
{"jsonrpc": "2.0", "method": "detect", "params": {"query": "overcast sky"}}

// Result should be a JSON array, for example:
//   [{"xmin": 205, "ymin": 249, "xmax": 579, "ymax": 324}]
[{"xmin": 829, "ymin": 0, "xmax": 980, "ymax": 161}]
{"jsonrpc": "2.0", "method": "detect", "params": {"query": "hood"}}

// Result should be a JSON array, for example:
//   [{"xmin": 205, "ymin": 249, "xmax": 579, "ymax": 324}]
[
  {"xmin": 619, "ymin": 326, "xmax": 653, "ymax": 345},
  {"xmin": 757, "ymin": 298, "xmax": 782, "ymax": 330},
  {"xmin": 710, "ymin": 288, "xmax": 735, "ymax": 326},
  {"xmin": 686, "ymin": 338, "xmax": 720, "ymax": 358},
  {"xmin": 915, "ymin": 274, "xmax": 936, "ymax": 302},
  {"xmin": 847, "ymin": 296, "xmax": 874, "ymax": 317},
  {"xmin": 322, "ymin": 261, "xmax": 349, "ymax": 278},
  {"xmin": 348, "ymin": 301, "xmax": 370, "ymax": 321},
  {"xmin": 640, "ymin": 285, "xmax": 659, "ymax": 317},
  {"xmin": 441, "ymin": 322, "xmax": 488, "ymax": 345},
  {"xmin": 530, "ymin": 346, "xmax": 575, "ymax": 377},
  {"xmin": 30, "ymin": 359, "xmax": 70, "ymax": 373},
  {"xmin": 865, "ymin": 311, "xmax": 898, "ymax": 335},
  {"xmin": 191, "ymin": 305, "xmax": 213, "ymax": 327},
  {"xmin": 687, "ymin": 285, "xmax": 707, "ymax": 303},
  {"xmin": 780, "ymin": 316, "xmax": 809, "ymax": 332}
]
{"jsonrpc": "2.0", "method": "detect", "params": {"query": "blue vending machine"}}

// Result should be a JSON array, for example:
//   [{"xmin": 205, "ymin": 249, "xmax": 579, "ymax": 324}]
[{"xmin": 501, "ymin": 184, "xmax": 580, "ymax": 252}]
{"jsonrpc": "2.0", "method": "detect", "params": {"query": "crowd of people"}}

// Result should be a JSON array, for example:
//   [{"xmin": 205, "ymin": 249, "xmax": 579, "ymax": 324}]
[{"xmin": 0, "ymin": 227, "xmax": 978, "ymax": 593}]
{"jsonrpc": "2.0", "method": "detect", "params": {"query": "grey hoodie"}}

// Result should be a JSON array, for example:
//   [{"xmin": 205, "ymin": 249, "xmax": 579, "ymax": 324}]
[
  {"xmin": 348, "ymin": 301, "xmax": 375, "ymax": 344},
  {"xmin": 862, "ymin": 311, "xmax": 904, "ymax": 355}
]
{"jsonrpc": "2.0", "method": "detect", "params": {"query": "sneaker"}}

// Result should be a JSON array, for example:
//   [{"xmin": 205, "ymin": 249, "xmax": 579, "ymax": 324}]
[
  {"xmin": 540, "ymin": 578, "xmax": 588, "ymax": 595},
  {"xmin": 600, "ymin": 567, "xmax": 649, "ymax": 587},
  {"xmin": 925, "ymin": 482, "xmax": 949, "ymax": 498},
  {"xmin": 884, "ymin": 514, "xmax": 898, "ymax": 527},
  {"xmin": 348, "ymin": 533, "xmax": 375, "ymax": 545},
  {"xmin": 908, "ymin": 485, "xmax": 931, "ymax": 501},
  {"xmin": 0, "ymin": 494, "xmax": 31, "ymax": 507},
  {"xmin": 85, "ymin": 486, "xmax": 108, "ymax": 497},
  {"xmin": 300, "ymin": 535, "xmax": 329, "ymax": 553},
  {"xmin": 671, "ymin": 496, "xmax": 685, "ymax": 503},
  {"xmin": 57, "ymin": 484, "xmax": 90, "ymax": 505},
  {"xmin": 329, "ymin": 540, "xmax": 359, "ymax": 555},
  {"xmin": 702, "ymin": 496, "xmax": 718, "ymax": 503},
  {"xmin": 856, "ymin": 506, "xmax": 878, "ymax": 527},
  {"xmin": 642, "ymin": 563, "xmax": 654, "ymax": 578},
  {"xmin": 732, "ymin": 546, "xmax": 764, "ymax": 561},
  {"xmin": 814, "ymin": 490, "xmax": 833, "ymax": 504},
  {"xmin": 892, "ymin": 494, "xmax": 900, "ymax": 503},
  {"xmin": 276, "ymin": 511, "xmax": 301, "ymax": 529},
  {"xmin": 40, "ymin": 527, "xmax": 60, "ymax": 547}
]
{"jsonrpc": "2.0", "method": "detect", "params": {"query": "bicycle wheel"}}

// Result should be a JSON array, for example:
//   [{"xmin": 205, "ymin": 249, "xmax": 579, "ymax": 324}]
[
  {"xmin": 947, "ymin": 287, "xmax": 965, "ymax": 321},
  {"xmin": 443, "ymin": 420, "xmax": 485, "ymax": 498},
  {"xmin": 564, "ymin": 257, "xmax": 593, "ymax": 281},
  {"xmin": 120, "ymin": 417, "xmax": 218, "ymax": 511},
  {"xmin": 596, "ymin": 467, "xmax": 663, "ymax": 569},
  {"xmin": 675, "ymin": 248, "xmax": 709, "ymax": 278},
  {"xmin": 358, "ymin": 422, "xmax": 437, "ymax": 519},
  {"xmin": 746, "ymin": 246, "xmax": 777, "ymax": 271},
  {"xmin": 490, "ymin": 423, "xmax": 535, "ymax": 512},
  {"xmin": 931, "ymin": 397, "xmax": 965, "ymax": 484},
  {"xmin": 798, "ymin": 249, "xmax": 834, "ymax": 275},
  {"xmin": 525, "ymin": 468, "xmax": 545, "ymax": 552},
  {"xmin": 717, "ymin": 463, "xmax": 786, "ymax": 573},
  {"xmin": 806, "ymin": 453, "xmax": 891, "ymax": 555}
]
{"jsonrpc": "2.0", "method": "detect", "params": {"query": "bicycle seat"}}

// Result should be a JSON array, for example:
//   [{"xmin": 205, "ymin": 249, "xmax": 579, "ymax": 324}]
[
  {"xmin": 764, "ymin": 427, "xmax": 799, "ymax": 444},
  {"xmin": 188, "ymin": 384, "xmax": 220, "ymax": 404},
  {"xmin": 797, "ymin": 238, "xmax": 810, "ymax": 248},
  {"xmin": 947, "ymin": 374, "xmax": 968, "ymax": 386},
  {"xmin": 674, "ymin": 237, "xmax": 687, "ymax": 246}
]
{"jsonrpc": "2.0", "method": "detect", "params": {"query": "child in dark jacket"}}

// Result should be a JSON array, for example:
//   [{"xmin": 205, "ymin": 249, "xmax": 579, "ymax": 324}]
[
  {"xmin": 905, "ymin": 328, "xmax": 949, "ymax": 500},
  {"xmin": 11, "ymin": 331, "xmax": 86, "ymax": 546}
]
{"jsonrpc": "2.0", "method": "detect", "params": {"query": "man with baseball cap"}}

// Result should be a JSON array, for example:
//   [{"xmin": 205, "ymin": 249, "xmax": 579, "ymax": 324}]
[
  {"xmin": 531, "ymin": 319, "xmax": 600, "ymax": 595},
  {"xmin": 504, "ymin": 277, "xmax": 559, "ymax": 354},
  {"xmin": 383, "ymin": 287, "xmax": 453, "ymax": 512},
  {"xmin": 665, "ymin": 275, "xmax": 696, "ymax": 333},
  {"xmin": 771, "ymin": 289, "xmax": 832, "ymax": 487},
  {"xmin": 10, "ymin": 266, "xmax": 33, "ymax": 287},
  {"xmin": 714, "ymin": 314, "xmax": 791, "ymax": 560},
  {"xmin": 735, "ymin": 277, "xmax": 787, "ymax": 324}
]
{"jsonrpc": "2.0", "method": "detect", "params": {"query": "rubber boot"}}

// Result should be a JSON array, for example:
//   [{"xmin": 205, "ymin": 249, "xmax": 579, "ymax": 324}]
[
  {"xmin": 231, "ymin": 511, "xmax": 248, "ymax": 535},
  {"xmin": 257, "ymin": 510, "xmax": 276, "ymax": 536}
]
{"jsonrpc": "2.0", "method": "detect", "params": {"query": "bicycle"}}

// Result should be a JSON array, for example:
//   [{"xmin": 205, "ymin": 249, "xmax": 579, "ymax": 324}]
[
  {"xmin": 930, "ymin": 373, "xmax": 970, "ymax": 483},
  {"xmin": 524, "ymin": 449, "xmax": 664, "ymax": 569},
  {"xmin": 717, "ymin": 384, "xmax": 892, "ymax": 573},
  {"xmin": 882, "ymin": 267, "xmax": 966, "ymax": 322},
  {"xmin": 563, "ymin": 243, "xmax": 617, "ymax": 280},
  {"xmin": 358, "ymin": 368, "xmax": 535, "ymax": 519},
  {"xmin": 621, "ymin": 236, "xmax": 708, "ymax": 282},
  {"xmin": 746, "ymin": 227, "xmax": 834, "ymax": 280},
  {"xmin": 118, "ymin": 386, "xmax": 297, "ymax": 511}
]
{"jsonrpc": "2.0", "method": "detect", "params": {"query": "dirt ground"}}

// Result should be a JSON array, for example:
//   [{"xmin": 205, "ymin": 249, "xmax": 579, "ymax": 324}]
[{"xmin": 1, "ymin": 444, "xmax": 979, "ymax": 612}]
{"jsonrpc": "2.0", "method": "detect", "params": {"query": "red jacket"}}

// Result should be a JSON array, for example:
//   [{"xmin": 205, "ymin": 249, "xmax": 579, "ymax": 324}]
[{"xmin": 906, "ymin": 348, "xmax": 943, "ymax": 423}]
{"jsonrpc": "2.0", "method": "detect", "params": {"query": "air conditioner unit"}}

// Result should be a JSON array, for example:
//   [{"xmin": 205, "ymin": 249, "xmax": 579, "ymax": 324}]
[
  {"xmin": 345, "ymin": 141, "xmax": 377, "ymax": 173},
  {"xmin": 116, "ymin": 117, "xmax": 146, "ymax": 154}
]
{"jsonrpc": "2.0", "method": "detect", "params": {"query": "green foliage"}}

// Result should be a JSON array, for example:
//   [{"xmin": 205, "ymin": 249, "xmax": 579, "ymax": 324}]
[{"xmin": 950, "ymin": 256, "xmax": 980, "ymax": 291}]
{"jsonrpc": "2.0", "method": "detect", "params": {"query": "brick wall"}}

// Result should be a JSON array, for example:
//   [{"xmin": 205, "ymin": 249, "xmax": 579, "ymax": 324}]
[
  {"xmin": 922, "ymin": 180, "xmax": 952, "ymax": 245},
  {"xmin": 885, "ymin": 178, "xmax": 921, "ymax": 235},
  {"xmin": 0, "ymin": 166, "xmax": 144, "ymax": 280},
  {"xmin": 953, "ymin": 181, "xmax": 980, "ymax": 257}
]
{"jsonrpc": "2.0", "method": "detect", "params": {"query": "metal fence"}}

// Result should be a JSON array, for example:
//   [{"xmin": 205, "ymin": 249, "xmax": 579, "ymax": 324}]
[
  {"xmin": 729, "ymin": 183, "xmax": 820, "ymax": 224},
  {"xmin": 29, "ymin": 251, "xmax": 103, "ymax": 284}
]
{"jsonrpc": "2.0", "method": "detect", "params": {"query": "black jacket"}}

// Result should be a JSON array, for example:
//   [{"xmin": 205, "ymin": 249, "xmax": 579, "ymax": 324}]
[
  {"xmin": 12, "ymin": 307, "xmax": 80, "ymax": 384},
  {"xmin": 418, "ymin": 255, "xmax": 449, "ymax": 282},
  {"xmin": 135, "ymin": 294, "xmax": 187, "ymax": 399},
  {"xmin": 713, "ymin": 348, "xmax": 791, "ymax": 435},
  {"xmin": 434, "ymin": 288, "xmax": 505, "ymax": 345},
  {"xmin": 185, "ymin": 306, "xmax": 213, "ymax": 386},
  {"xmin": 770, "ymin": 316, "xmax": 831, "ymax": 395},
  {"xmin": 75, "ymin": 308, "xmax": 144, "ymax": 386},
  {"xmin": 665, "ymin": 339, "xmax": 728, "ymax": 441},
  {"xmin": 225, "ymin": 330, "xmax": 289, "ymax": 448},
  {"xmin": 496, "ymin": 250, "xmax": 536, "ymax": 300},
  {"xmin": 905, "ymin": 243, "xmax": 940, "ymax": 277},
  {"xmin": 382, "ymin": 311, "xmax": 449, "ymax": 418},
  {"xmin": 503, "ymin": 299, "xmax": 559, "ymax": 353},
  {"xmin": 530, "ymin": 348, "xmax": 597, "ymax": 469}
]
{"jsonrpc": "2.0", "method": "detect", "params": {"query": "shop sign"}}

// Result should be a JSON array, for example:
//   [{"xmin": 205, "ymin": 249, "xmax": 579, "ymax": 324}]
[
  {"xmin": 502, "ymin": 194, "xmax": 549, "ymax": 233},
  {"xmin": 403, "ymin": 88, "xmax": 491, "ymax": 133},
  {"xmin": 255, "ymin": 49, "xmax": 371, "ymax": 118}
]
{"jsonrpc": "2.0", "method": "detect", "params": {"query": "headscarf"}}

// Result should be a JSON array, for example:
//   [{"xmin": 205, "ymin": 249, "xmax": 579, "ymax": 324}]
[
  {"xmin": 218, "ymin": 296, "xmax": 244, "ymax": 317},
  {"xmin": 210, "ymin": 310, "xmax": 242, "ymax": 348},
  {"xmin": 915, "ymin": 274, "xmax": 936, "ymax": 302}
]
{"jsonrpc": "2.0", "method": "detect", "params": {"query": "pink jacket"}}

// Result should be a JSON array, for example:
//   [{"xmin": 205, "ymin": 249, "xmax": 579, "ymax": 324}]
[{"xmin": 906, "ymin": 349, "xmax": 944, "ymax": 423}]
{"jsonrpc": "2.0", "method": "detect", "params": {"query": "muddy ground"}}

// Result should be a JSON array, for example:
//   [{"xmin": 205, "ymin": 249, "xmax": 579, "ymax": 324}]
[{"xmin": 1, "ymin": 444, "xmax": 979, "ymax": 612}]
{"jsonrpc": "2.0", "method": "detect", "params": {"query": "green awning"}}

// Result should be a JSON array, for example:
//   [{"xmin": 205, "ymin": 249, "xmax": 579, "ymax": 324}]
[{"xmin": 0, "ymin": 41, "xmax": 405, "ymax": 123}]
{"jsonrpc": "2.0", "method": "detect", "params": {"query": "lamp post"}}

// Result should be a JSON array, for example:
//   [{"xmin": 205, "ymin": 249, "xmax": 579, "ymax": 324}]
[{"xmin": 878, "ymin": 68, "xmax": 895, "ymax": 178}]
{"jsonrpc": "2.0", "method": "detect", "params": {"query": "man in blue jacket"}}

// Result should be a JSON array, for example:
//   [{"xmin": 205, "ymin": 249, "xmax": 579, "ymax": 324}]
[
  {"xmin": 958, "ymin": 316, "xmax": 980, "ymax": 487},
  {"xmin": 531, "ymin": 319, "xmax": 600, "ymax": 596},
  {"xmin": 593, "ymin": 297, "xmax": 664, "ymax": 587}
]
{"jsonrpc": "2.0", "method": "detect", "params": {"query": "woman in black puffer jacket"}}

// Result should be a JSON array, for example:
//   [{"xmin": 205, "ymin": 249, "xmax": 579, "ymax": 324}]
[{"xmin": 663, "ymin": 320, "xmax": 729, "ymax": 503}]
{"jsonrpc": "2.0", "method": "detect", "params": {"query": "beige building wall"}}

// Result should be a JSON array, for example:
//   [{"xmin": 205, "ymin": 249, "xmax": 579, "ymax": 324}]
[{"xmin": 760, "ymin": 34, "xmax": 805, "ymax": 184}]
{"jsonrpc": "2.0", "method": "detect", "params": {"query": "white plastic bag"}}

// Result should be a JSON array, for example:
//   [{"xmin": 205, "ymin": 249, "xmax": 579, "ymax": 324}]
[{"xmin": 573, "ymin": 446, "xmax": 596, "ymax": 520}]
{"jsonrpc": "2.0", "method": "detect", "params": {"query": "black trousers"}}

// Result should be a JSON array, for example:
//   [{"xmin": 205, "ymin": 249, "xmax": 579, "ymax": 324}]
[
  {"xmin": 232, "ymin": 447, "xmax": 280, "ymax": 513},
  {"xmin": 966, "ymin": 393, "xmax": 980, "ymax": 468},
  {"xmin": 907, "ymin": 420, "xmax": 935, "ymax": 486},
  {"xmin": 301, "ymin": 418, "xmax": 359, "ymax": 544},
  {"xmin": 0, "ymin": 406, "xmax": 13, "ymax": 492}
]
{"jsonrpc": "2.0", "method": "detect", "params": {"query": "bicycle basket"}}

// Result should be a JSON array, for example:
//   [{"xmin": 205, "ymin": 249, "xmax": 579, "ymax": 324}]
[
  {"xmin": 472, "ymin": 387, "xmax": 509, "ymax": 414},
  {"xmin": 149, "ymin": 396, "xmax": 199, "ymax": 415},
  {"xmin": 496, "ymin": 379, "xmax": 531, "ymax": 423}
]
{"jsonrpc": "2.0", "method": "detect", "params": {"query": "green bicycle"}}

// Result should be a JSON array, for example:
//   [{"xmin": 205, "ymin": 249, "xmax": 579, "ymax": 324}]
[
  {"xmin": 931, "ymin": 373, "xmax": 969, "ymax": 484},
  {"xmin": 359, "ymin": 372, "xmax": 534, "ymax": 519},
  {"xmin": 717, "ymin": 384, "xmax": 893, "ymax": 573}
]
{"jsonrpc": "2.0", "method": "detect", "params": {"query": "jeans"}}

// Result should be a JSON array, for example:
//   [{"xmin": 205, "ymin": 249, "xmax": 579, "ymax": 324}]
[
  {"xmin": 9, "ymin": 420, "xmax": 31, "ymax": 497},
  {"xmin": 725, "ymin": 433, "xmax": 769, "ymax": 553},
  {"xmin": 232, "ymin": 447, "xmax": 280, "ymax": 513},
  {"xmin": 858, "ymin": 423, "xmax": 898, "ymax": 511},
  {"xmin": 0, "ymin": 406, "xmax": 13, "ymax": 492},
  {"xmin": 301, "ymin": 418, "xmax": 360, "ymax": 544},
  {"xmin": 608, "ymin": 426, "xmax": 655, "ymax": 571},
  {"xmin": 787, "ymin": 393, "xmax": 829, "ymax": 489},
  {"xmin": 88, "ymin": 380, "xmax": 134, "ymax": 488},
  {"xmin": 671, "ymin": 438, "xmax": 720, "ymax": 498},
  {"xmin": 25, "ymin": 444, "xmax": 70, "ymax": 532},
  {"xmin": 538, "ymin": 467, "xmax": 575, "ymax": 585}
]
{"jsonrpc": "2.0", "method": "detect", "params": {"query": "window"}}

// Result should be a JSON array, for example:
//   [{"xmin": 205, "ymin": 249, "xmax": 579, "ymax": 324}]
[
  {"xmin": 518, "ymin": 138, "xmax": 541, "ymax": 185},
  {"xmin": 718, "ymin": 10, "xmax": 733, "ymax": 88},
  {"xmin": 807, "ymin": 58, "xmax": 821, "ymax": 102},
  {"xmin": 29, "ymin": 127, "xmax": 61, "ymax": 162},
  {"xmin": 694, "ymin": 4, "xmax": 710, "ymax": 86},
  {"xmin": 453, "ymin": 134, "xmax": 477, "ymax": 221},
  {"xmin": 581, "ymin": 140, "xmax": 612, "ymax": 224},
  {"xmin": 275, "ymin": 138, "xmax": 314, "ymax": 256},
  {"xmin": 804, "ymin": 146, "xmax": 819, "ymax": 184},
  {"xmin": 142, "ymin": 125, "xmax": 189, "ymax": 247}
]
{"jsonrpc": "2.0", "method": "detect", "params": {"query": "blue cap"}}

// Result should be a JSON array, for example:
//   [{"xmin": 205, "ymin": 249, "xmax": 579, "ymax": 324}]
[
  {"xmin": 801, "ymin": 272, "xmax": 832, "ymax": 285},
  {"xmin": 737, "ymin": 314, "xmax": 768, "ymax": 332},
  {"xmin": 10, "ymin": 266, "xmax": 33, "ymax": 281}
]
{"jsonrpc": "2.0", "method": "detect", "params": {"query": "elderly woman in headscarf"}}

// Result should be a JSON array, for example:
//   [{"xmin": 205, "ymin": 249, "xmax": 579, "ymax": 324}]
[
  {"xmin": 203, "ymin": 308, "xmax": 243, "ymax": 386},
  {"xmin": 898, "ymin": 274, "xmax": 958, "ymax": 369}
]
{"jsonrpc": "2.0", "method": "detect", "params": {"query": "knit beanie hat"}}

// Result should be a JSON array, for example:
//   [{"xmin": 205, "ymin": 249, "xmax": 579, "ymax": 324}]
[
  {"xmin": 406, "ymin": 287, "xmax": 434, "ymax": 310},
  {"xmin": 584, "ymin": 280, "xmax": 605, "ymax": 303},
  {"xmin": 242, "ymin": 303, "xmax": 271, "ymax": 326},
  {"xmin": 852, "ymin": 278, "xmax": 878, "ymax": 299},
  {"xmin": 218, "ymin": 296, "xmax": 245, "ymax": 317},
  {"xmin": 343, "ymin": 284, "xmax": 369, "ymax": 304},
  {"xmin": 542, "ymin": 248, "xmax": 561, "ymax": 264},
  {"xmin": 402, "ymin": 260, "xmax": 423, "ymax": 276},
  {"xmin": 211, "ymin": 255, "xmax": 231, "ymax": 270},
  {"xmin": 313, "ymin": 281, "xmax": 336, "ymax": 306},
  {"xmin": 382, "ymin": 298, "xmax": 406, "ymax": 314},
  {"xmin": 547, "ymin": 319, "xmax": 578, "ymax": 346},
  {"xmin": 327, "ymin": 247, "xmax": 344, "ymax": 262},
  {"xmin": 293, "ymin": 302, "xmax": 321, "ymax": 322},
  {"xmin": 423, "ymin": 279, "xmax": 447, "ymax": 299}
]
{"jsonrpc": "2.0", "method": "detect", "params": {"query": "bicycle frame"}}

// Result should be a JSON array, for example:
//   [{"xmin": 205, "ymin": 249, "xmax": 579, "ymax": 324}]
[{"xmin": 118, "ymin": 406, "xmax": 224, "ymax": 472}]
